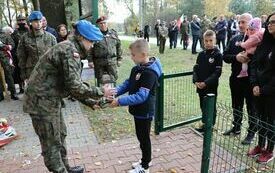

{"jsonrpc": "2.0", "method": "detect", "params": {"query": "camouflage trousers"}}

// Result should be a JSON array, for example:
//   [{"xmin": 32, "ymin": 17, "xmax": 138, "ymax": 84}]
[
  {"xmin": 30, "ymin": 111, "xmax": 69, "ymax": 173},
  {"xmin": 159, "ymin": 37, "xmax": 166, "ymax": 54},
  {"xmin": 94, "ymin": 59, "xmax": 118, "ymax": 85},
  {"xmin": 0, "ymin": 58, "xmax": 16, "ymax": 94}
]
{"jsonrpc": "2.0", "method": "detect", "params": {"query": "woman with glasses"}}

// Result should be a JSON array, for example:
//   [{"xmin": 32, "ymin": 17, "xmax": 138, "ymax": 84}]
[{"xmin": 248, "ymin": 12, "xmax": 275, "ymax": 164}]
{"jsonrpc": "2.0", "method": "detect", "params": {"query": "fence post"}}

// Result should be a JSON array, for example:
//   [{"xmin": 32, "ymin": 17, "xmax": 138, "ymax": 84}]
[
  {"xmin": 201, "ymin": 94, "xmax": 215, "ymax": 173},
  {"xmin": 155, "ymin": 73, "xmax": 164, "ymax": 135}
]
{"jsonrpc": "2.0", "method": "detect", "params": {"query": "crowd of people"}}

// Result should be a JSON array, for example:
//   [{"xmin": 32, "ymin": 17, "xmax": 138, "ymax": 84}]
[
  {"xmin": 145, "ymin": 13, "xmax": 269, "ymax": 55},
  {"xmin": 192, "ymin": 12, "xmax": 275, "ymax": 165}
]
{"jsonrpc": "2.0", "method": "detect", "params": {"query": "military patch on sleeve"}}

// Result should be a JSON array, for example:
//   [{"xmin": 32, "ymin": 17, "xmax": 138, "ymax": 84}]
[{"xmin": 73, "ymin": 52, "xmax": 80, "ymax": 59}]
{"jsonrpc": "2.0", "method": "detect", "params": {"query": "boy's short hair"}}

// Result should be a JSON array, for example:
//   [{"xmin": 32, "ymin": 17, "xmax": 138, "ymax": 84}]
[
  {"xmin": 203, "ymin": 30, "xmax": 216, "ymax": 38},
  {"xmin": 129, "ymin": 39, "xmax": 149, "ymax": 54}
]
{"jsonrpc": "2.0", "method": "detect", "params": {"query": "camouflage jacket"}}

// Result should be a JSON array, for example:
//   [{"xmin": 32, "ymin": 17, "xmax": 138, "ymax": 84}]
[
  {"xmin": 23, "ymin": 36, "xmax": 104, "ymax": 115},
  {"xmin": 159, "ymin": 25, "xmax": 168, "ymax": 38},
  {"xmin": 17, "ymin": 30, "xmax": 57, "ymax": 79},
  {"xmin": 88, "ymin": 29, "xmax": 122, "ymax": 63},
  {"xmin": 0, "ymin": 32, "xmax": 15, "ymax": 63}
]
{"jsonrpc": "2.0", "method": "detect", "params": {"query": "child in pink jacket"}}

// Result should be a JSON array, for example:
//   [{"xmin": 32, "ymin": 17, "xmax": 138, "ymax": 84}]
[{"xmin": 236, "ymin": 17, "xmax": 264, "ymax": 78}]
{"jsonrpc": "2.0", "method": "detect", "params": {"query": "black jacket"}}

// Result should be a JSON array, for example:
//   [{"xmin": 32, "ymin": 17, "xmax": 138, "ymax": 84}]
[
  {"xmin": 223, "ymin": 34, "xmax": 248, "ymax": 78},
  {"xmin": 193, "ymin": 47, "xmax": 223, "ymax": 94},
  {"xmin": 250, "ymin": 40, "xmax": 275, "ymax": 96}
]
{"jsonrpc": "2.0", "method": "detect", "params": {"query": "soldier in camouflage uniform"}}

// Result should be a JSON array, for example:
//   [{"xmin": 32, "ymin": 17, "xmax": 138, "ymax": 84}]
[
  {"xmin": 23, "ymin": 20, "xmax": 110, "ymax": 173},
  {"xmin": 0, "ymin": 28, "xmax": 18, "ymax": 101},
  {"xmin": 88, "ymin": 16, "xmax": 122, "ymax": 86},
  {"xmin": 159, "ymin": 21, "xmax": 168, "ymax": 54},
  {"xmin": 11, "ymin": 15, "xmax": 29, "ymax": 94},
  {"xmin": 17, "ymin": 11, "xmax": 56, "ymax": 82}
]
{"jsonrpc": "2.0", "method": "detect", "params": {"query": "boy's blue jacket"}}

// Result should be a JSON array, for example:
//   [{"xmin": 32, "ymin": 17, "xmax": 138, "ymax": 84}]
[{"xmin": 116, "ymin": 57, "xmax": 163, "ymax": 119}]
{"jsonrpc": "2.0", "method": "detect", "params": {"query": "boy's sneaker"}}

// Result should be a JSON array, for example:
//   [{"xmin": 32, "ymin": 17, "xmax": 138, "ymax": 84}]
[
  {"xmin": 223, "ymin": 127, "xmax": 241, "ymax": 136},
  {"xmin": 132, "ymin": 160, "xmax": 152, "ymax": 169},
  {"xmin": 237, "ymin": 70, "xmax": 248, "ymax": 78},
  {"xmin": 128, "ymin": 165, "xmax": 149, "ymax": 173},
  {"xmin": 257, "ymin": 150, "xmax": 274, "ymax": 164},
  {"xmin": 241, "ymin": 133, "xmax": 254, "ymax": 145},
  {"xmin": 247, "ymin": 146, "xmax": 265, "ymax": 158}
]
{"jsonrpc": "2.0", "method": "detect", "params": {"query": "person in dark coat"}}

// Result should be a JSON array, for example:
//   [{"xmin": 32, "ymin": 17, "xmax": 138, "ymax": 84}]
[
  {"xmin": 180, "ymin": 16, "xmax": 190, "ymax": 50},
  {"xmin": 11, "ymin": 15, "xmax": 29, "ymax": 94},
  {"xmin": 57, "ymin": 24, "xmax": 68, "ymax": 43},
  {"xmin": 143, "ymin": 24, "xmax": 150, "ymax": 42},
  {"xmin": 191, "ymin": 15, "xmax": 202, "ymax": 54},
  {"xmin": 215, "ymin": 15, "xmax": 227, "ymax": 52},
  {"xmin": 227, "ymin": 15, "xmax": 234, "ymax": 45},
  {"xmin": 168, "ymin": 20, "xmax": 178, "ymax": 49},
  {"xmin": 193, "ymin": 30, "xmax": 223, "ymax": 132},
  {"xmin": 248, "ymin": 12, "xmax": 275, "ymax": 164},
  {"xmin": 154, "ymin": 19, "xmax": 161, "ymax": 46},
  {"xmin": 223, "ymin": 13, "xmax": 258, "ymax": 145}
]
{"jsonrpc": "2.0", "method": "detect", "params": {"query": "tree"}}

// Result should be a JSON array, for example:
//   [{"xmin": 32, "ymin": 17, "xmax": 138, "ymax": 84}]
[
  {"xmin": 39, "ymin": 0, "xmax": 67, "ymax": 29},
  {"xmin": 31, "ymin": 0, "xmax": 40, "ymax": 10},
  {"xmin": 205, "ymin": 0, "xmax": 232, "ymax": 18},
  {"xmin": 253, "ymin": 0, "xmax": 273, "ymax": 17},
  {"xmin": 178, "ymin": 0, "xmax": 205, "ymax": 19},
  {"xmin": 229, "ymin": 0, "xmax": 253, "ymax": 15}
]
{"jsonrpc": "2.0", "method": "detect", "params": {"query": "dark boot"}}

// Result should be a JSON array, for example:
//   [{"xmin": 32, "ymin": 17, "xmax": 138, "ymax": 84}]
[
  {"xmin": 67, "ymin": 166, "xmax": 84, "ymax": 173},
  {"xmin": 0, "ymin": 93, "xmax": 4, "ymax": 102},
  {"xmin": 11, "ymin": 93, "xmax": 19, "ymax": 100}
]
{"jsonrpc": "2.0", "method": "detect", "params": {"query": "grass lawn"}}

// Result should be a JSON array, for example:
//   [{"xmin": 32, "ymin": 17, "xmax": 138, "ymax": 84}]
[{"xmin": 82, "ymin": 40, "xmax": 233, "ymax": 143}]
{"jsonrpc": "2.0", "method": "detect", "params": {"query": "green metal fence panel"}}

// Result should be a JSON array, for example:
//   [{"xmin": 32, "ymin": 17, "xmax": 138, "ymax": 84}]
[
  {"xmin": 201, "ymin": 94, "xmax": 216, "ymax": 173},
  {"xmin": 155, "ymin": 71, "xmax": 201, "ymax": 134},
  {"xmin": 205, "ymin": 102, "xmax": 275, "ymax": 173}
]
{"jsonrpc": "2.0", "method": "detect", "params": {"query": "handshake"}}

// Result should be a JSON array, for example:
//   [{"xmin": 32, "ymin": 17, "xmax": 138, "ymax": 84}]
[{"xmin": 80, "ymin": 84, "xmax": 119, "ymax": 110}]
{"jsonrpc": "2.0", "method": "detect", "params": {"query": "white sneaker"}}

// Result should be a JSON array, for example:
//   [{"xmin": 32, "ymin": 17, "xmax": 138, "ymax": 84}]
[
  {"xmin": 131, "ymin": 160, "xmax": 152, "ymax": 168},
  {"xmin": 128, "ymin": 165, "xmax": 149, "ymax": 173}
]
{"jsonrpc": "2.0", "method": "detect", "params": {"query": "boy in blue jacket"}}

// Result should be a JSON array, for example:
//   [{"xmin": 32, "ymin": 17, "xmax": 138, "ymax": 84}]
[{"xmin": 107, "ymin": 39, "xmax": 163, "ymax": 173}]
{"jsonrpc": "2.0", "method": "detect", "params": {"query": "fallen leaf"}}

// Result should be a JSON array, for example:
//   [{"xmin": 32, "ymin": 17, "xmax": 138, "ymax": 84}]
[{"xmin": 94, "ymin": 162, "xmax": 102, "ymax": 166}]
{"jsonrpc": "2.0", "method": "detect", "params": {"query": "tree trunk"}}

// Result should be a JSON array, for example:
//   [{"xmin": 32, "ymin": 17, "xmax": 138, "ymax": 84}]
[
  {"xmin": 22, "ymin": 0, "xmax": 29, "ymax": 17},
  {"xmin": 6, "ymin": 0, "xmax": 12, "ymax": 26},
  {"xmin": 31, "ymin": 0, "xmax": 40, "ymax": 10},
  {"xmin": 39, "ymin": 0, "xmax": 66, "ymax": 29}
]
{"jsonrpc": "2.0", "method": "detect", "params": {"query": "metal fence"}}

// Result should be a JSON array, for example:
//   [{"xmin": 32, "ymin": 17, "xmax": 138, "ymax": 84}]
[
  {"xmin": 203, "ymin": 95, "xmax": 275, "ymax": 173},
  {"xmin": 154, "ymin": 71, "xmax": 275, "ymax": 172},
  {"xmin": 154, "ymin": 72, "xmax": 201, "ymax": 134}
]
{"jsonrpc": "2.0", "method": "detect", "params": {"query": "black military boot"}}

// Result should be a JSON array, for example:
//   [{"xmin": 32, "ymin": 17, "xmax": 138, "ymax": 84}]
[
  {"xmin": 11, "ymin": 93, "xmax": 19, "ymax": 100},
  {"xmin": 0, "ymin": 93, "xmax": 4, "ymax": 102},
  {"xmin": 67, "ymin": 166, "xmax": 84, "ymax": 173}
]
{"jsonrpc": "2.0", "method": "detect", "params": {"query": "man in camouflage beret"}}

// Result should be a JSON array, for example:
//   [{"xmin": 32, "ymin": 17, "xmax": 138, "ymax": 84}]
[
  {"xmin": 17, "ymin": 11, "xmax": 56, "ymax": 83},
  {"xmin": 23, "ymin": 20, "xmax": 114, "ymax": 173}
]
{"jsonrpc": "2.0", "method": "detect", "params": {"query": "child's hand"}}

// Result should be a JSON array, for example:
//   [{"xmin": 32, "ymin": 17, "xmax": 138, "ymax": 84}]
[
  {"xmin": 103, "ymin": 85, "xmax": 117, "ymax": 97},
  {"xmin": 235, "ymin": 41, "xmax": 241, "ymax": 46},
  {"xmin": 199, "ymin": 82, "xmax": 206, "ymax": 89},
  {"xmin": 195, "ymin": 82, "xmax": 200, "ymax": 88},
  {"xmin": 110, "ymin": 99, "xmax": 119, "ymax": 108}
]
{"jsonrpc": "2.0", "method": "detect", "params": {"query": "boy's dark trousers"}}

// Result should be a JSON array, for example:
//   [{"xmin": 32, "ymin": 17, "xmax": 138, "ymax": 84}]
[
  {"xmin": 199, "ymin": 92, "xmax": 217, "ymax": 125},
  {"xmin": 255, "ymin": 96, "xmax": 275, "ymax": 152},
  {"xmin": 134, "ymin": 118, "xmax": 152, "ymax": 169}
]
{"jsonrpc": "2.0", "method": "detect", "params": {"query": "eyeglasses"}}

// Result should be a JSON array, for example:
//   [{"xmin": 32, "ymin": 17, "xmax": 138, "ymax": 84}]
[{"xmin": 267, "ymin": 20, "xmax": 275, "ymax": 26}]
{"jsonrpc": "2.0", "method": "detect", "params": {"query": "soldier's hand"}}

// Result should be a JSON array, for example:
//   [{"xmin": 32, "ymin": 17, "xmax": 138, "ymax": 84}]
[
  {"xmin": 24, "ymin": 79, "xmax": 29, "ymax": 86},
  {"xmin": 88, "ymin": 62, "xmax": 94, "ymax": 68},
  {"xmin": 110, "ymin": 98, "xmax": 119, "ymax": 108},
  {"xmin": 103, "ymin": 84, "xmax": 117, "ymax": 97},
  {"xmin": 117, "ymin": 60, "xmax": 122, "ymax": 67},
  {"xmin": 253, "ymin": 86, "xmax": 260, "ymax": 96}
]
